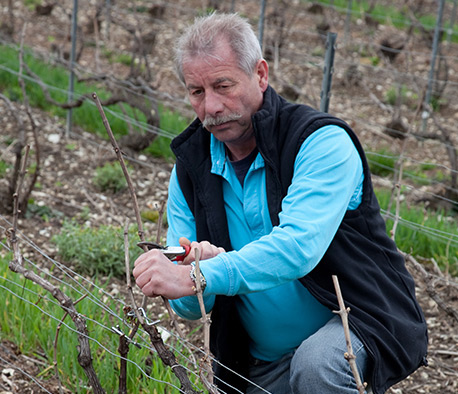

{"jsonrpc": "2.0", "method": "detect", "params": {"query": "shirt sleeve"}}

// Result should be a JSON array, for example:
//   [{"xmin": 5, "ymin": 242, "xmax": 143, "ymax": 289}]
[
  {"xmin": 200, "ymin": 125, "xmax": 364, "ymax": 296},
  {"xmin": 166, "ymin": 166, "xmax": 216, "ymax": 319}
]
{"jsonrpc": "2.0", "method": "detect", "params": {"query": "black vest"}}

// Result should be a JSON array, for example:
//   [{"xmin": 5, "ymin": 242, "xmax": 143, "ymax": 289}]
[{"xmin": 171, "ymin": 86, "xmax": 428, "ymax": 394}]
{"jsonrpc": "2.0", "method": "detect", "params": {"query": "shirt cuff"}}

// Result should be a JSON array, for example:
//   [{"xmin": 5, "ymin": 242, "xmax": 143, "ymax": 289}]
[{"xmin": 200, "ymin": 253, "xmax": 235, "ymax": 296}]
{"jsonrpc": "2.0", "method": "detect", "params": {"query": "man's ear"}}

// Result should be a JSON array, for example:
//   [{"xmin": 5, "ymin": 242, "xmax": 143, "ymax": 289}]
[{"xmin": 256, "ymin": 59, "xmax": 269, "ymax": 92}]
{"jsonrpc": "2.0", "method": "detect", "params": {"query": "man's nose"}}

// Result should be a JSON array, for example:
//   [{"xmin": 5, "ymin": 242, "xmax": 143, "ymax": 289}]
[{"xmin": 204, "ymin": 90, "xmax": 224, "ymax": 116}]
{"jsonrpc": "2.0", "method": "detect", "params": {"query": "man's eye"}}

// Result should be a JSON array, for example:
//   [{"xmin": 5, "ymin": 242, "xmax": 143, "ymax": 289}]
[{"xmin": 190, "ymin": 89, "xmax": 203, "ymax": 96}]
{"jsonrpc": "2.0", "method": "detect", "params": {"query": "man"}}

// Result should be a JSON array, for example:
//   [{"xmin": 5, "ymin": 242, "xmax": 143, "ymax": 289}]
[{"xmin": 133, "ymin": 12, "xmax": 428, "ymax": 394}]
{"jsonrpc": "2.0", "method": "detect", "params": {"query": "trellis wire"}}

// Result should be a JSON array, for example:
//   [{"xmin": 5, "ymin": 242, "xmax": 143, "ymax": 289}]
[
  {"xmin": 258, "ymin": 0, "xmax": 267, "ymax": 50},
  {"xmin": 446, "ymin": 0, "xmax": 458, "ymax": 46},
  {"xmin": 1, "ymin": 1, "xmax": 458, "ymax": 392}
]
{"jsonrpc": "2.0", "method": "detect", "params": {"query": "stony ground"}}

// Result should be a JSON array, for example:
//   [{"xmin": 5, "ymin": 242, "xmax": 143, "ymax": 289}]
[
  {"xmin": 1, "ymin": 1, "xmax": 457, "ymax": 393},
  {"xmin": 1, "ymin": 90, "xmax": 457, "ymax": 394}
]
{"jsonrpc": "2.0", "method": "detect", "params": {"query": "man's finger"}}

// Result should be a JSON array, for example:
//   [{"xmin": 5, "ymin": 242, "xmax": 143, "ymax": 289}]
[{"xmin": 179, "ymin": 236, "xmax": 192, "ymax": 246}]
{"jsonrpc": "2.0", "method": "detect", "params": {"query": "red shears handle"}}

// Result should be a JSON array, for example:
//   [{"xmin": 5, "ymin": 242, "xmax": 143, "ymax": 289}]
[{"xmin": 175, "ymin": 244, "xmax": 191, "ymax": 262}]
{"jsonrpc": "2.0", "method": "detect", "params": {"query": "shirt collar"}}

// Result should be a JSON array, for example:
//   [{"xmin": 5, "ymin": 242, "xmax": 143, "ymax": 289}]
[
  {"xmin": 210, "ymin": 135, "xmax": 227, "ymax": 176},
  {"xmin": 210, "ymin": 134, "xmax": 265, "ymax": 176}
]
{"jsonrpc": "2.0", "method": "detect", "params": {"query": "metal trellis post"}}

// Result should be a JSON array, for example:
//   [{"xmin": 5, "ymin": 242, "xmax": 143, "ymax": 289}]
[
  {"xmin": 105, "ymin": 0, "xmax": 111, "ymax": 40},
  {"xmin": 258, "ymin": 0, "xmax": 267, "ymax": 50},
  {"xmin": 421, "ymin": 0, "xmax": 445, "ymax": 133},
  {"xmin": 344, "ymin": 0, "xmax": 353, "ymax": 45},
  {"xmin": 320, "ymin": 32, "xmax": 337, "ymax": 113},
  {"xmin": 66, "ymin": 0, "xmax": 78, "ymax": 137},
  {"xmin": 446, "ymin": 0, "xmax": 457, "ymax": 47}
]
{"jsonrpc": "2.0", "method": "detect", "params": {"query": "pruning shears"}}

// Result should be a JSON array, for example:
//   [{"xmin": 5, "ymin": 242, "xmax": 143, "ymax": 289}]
[{"xmin": 137, "ymin": 241, "xmax": 191, "ymax": 262}]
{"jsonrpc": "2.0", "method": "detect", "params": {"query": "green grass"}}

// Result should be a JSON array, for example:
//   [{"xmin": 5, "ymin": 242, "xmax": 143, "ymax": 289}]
[
  {"xmin": 375, "ymin": 188, "xmax": 458, "ymax": 274},
  {"xmin": 146, "ymin": 104, "xmax": 190, "ymax": 161},
  {"xmin": 0, "ymin": 250, "xmax": 202, "ymax": 393},
  {"xmin": 102, "ymin": 48, "xmax": 133, "ymax": 66},
  {"xmin": 306, "ymin": 0, "xmax": 458, "ymax": 42},
  {"xmin": 24, "ymin": 0, "xmax": 42, "ymax": 9},
  {"xmin": 0, "ymin": 159, "xmax": 10, "ymax": 177},
  {"xmin": 366, "ymin": 149, "xmax": 450, "ymax": 187},
  {"xmin": 0, "ymin": 44, "xmax": 189, "ymax": 161},
  {"xmin": 366, "ymin": 149, "xmax": 397, "ymax": 177}
]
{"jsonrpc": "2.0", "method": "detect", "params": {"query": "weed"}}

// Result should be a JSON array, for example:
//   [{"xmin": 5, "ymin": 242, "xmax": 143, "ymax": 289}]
[
  {"xmin": 92, "ymin": 162, "xmax": 130, "ymax": 194},
  {"xmin": 25, "ymin": 202, "xmax": 64, "ymax": 221},
  {"xmin": 370, "ymin": 56, "xmax": 380, "ymax": 66},
  {"xmin": 384, "ymin": 84, "xmax": 417, "ymax": 106},
  {"xmin": 78, "ymin": 206, "xmax": 91, "ymax": 221},
  {"xmin": 24, "ymin": 0, "xmax": 41, "ymax": 10},
  {"xmin": 65, "ymin": 143, "xmax": 77, "ymax": 151},
  {"xmin": 0, "ymin": 160, "xmax": 10, "ymax": 176},
  {"xmin": 115, "ymin": 53, "xmax": 133, "ymax": 67},
  {"xmin": 52, "ymin": 221, "xmax": 140, "ymax": 278}
]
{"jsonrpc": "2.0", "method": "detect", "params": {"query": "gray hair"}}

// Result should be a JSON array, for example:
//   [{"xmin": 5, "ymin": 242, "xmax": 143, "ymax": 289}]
[{"xmin": 174, "ymin": 13, "xmax": 263, "ymax": 84}]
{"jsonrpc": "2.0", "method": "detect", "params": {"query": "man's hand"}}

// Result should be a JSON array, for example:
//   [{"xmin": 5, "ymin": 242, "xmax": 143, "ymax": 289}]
[
  {"xmin": 178, "ymin": 237, "xmax": 226, "ymax": 265},
  {"xmin": 133, "ymin": 249, "xmax": 195, "ymax": 299},
  {"xmin": 133, "ymin": 239, "xmax": 225, "ymax": 299}
]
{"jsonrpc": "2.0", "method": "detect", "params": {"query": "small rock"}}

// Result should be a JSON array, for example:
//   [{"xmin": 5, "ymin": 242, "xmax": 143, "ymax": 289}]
[{"xmin": 47, "ymin": 133, "xmax": 61, "ymax": 144}]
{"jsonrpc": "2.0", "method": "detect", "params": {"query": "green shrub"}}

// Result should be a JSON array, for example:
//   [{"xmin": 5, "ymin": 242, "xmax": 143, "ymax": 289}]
[
  {"xmin": 52, "ymin": 221, "xmax": 141, "ymax": 278},
  {"xmin": 92, "ymin": 162, "xmax": 130, "ymax": 193}
]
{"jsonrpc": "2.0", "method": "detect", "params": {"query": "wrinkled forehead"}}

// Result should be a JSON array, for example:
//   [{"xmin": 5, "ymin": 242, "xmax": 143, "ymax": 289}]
[{"xmin": 182, "ymin": 37, "xmax": 241, "ymax": 72}]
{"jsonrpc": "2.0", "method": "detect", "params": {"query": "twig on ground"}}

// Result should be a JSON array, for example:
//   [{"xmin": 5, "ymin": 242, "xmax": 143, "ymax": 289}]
[{"xmin": 332, "ymin": 275, "xmax": 367, "ymax": 394}]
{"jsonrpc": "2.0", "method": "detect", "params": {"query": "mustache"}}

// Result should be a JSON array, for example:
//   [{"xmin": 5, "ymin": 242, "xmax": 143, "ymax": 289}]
[{"xmin": 202, "ymin": 113, "xmax": 242, "ymax": 129}]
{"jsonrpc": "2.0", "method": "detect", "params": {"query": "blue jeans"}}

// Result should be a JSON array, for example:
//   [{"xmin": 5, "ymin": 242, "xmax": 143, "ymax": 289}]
[{"xmin": 246, "ymin": 316, "xmax": 369, "ymax": 394}]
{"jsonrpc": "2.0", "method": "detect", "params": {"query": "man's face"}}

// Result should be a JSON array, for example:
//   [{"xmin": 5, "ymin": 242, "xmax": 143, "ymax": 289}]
[{"xmin": 182, "ymin": 38, "xmax": 268, "ymax": 158}]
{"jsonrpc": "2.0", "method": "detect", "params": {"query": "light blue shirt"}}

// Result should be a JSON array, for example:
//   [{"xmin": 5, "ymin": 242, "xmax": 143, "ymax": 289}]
[{"xmin": 167, "ymin": 125, "xmax": 364, "ymax": 361}]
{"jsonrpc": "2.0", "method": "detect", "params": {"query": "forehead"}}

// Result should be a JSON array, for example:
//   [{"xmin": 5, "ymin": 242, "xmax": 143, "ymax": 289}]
[{"xmin": 182, "ymin": 39, "xmax": 245, "ymax": 82}]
